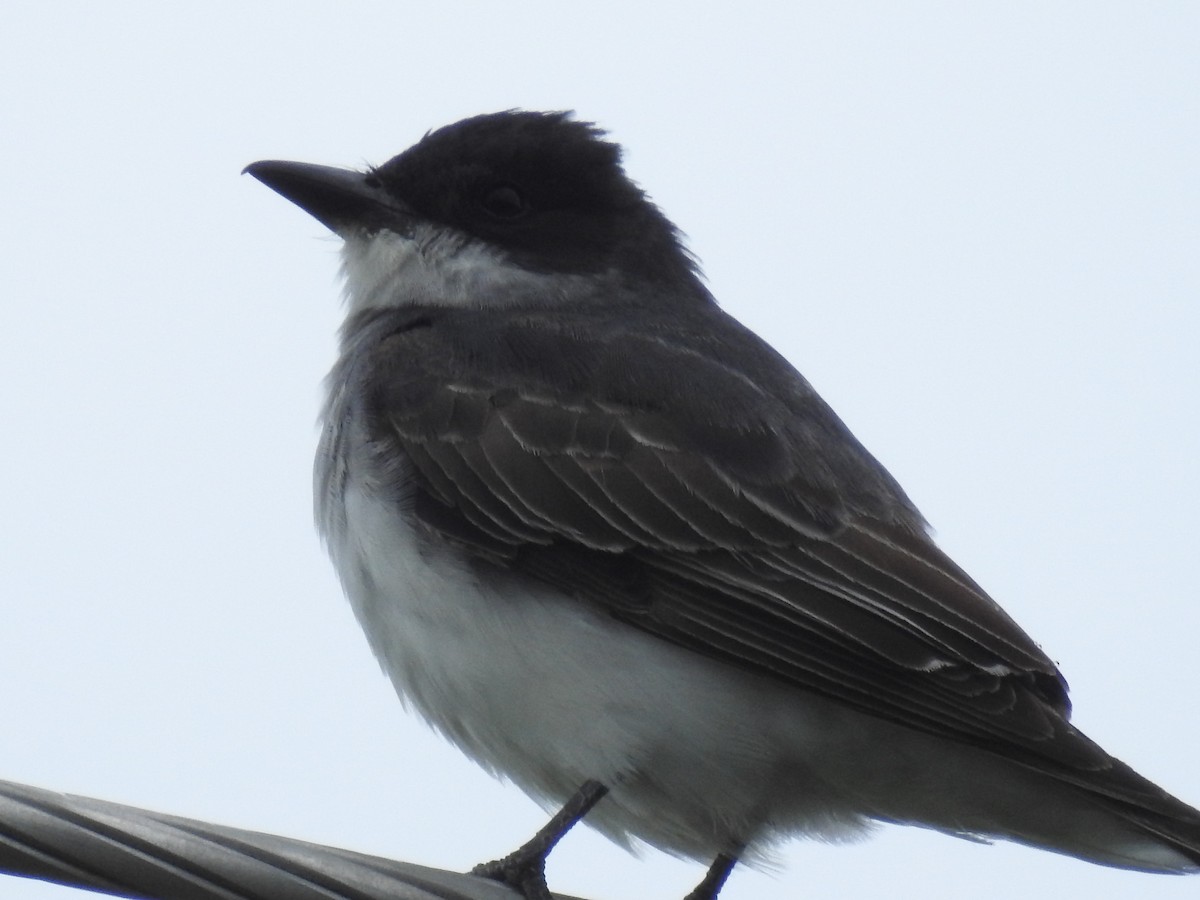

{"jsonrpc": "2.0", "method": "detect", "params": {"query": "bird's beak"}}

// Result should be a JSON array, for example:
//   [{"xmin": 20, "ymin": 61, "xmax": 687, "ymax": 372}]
[{"xmin": 243, "ymin": 160, "xmax": 411, "ymax": 235}]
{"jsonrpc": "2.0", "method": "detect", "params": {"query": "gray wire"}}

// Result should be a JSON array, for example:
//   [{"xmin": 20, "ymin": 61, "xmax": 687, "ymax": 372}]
[{"xmin": 0, "ymin": 779, "xmax": 584, "ymax": 900}]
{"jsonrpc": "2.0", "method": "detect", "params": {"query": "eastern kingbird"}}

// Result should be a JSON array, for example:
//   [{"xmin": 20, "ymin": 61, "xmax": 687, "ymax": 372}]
[{"xmin": 246, "ymin": 111, "xmax": 1200, "ymax": 900}]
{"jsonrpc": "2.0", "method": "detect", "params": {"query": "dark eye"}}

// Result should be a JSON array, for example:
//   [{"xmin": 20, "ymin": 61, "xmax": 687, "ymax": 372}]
[{"xmin": 480, "ymin": 184, "xmax": 527, "ymax": 219}]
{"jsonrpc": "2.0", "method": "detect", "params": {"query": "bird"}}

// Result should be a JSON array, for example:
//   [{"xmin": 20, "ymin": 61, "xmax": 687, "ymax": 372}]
[{"xmin": 245, "ymin": 110, "xmax": 1200, "ymax": 900}]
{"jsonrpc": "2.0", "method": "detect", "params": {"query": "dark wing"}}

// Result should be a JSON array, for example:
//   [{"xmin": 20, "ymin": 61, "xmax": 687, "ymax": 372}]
[{"xmin": 361, "ymin": 303, "xmax": 1122, "ymax": 777}]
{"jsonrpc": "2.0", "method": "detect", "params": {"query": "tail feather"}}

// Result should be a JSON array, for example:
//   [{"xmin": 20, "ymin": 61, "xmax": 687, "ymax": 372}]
[
  {"xmin": 1092, "ymin": 781, "xmax": 1200, "ymax": 872},
  {"xmin": 864, "ymin": 715, "xmax": 1200, "ymax": 873},
  {"xmin": 1012, "ymin": 734, "xmax": 1200, "ymax": 872}
]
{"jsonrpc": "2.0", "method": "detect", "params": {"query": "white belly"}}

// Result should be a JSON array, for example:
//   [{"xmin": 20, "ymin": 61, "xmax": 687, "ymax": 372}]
[{"xmin": 323, "ymin": 473, "xmax": 880, "ymax": 861}]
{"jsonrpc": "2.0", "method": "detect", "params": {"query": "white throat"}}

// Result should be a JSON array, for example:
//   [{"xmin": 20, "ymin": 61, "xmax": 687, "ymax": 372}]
[{"xmin": 339, "ymin": 228, "xmax": 583, "ymax": 314}]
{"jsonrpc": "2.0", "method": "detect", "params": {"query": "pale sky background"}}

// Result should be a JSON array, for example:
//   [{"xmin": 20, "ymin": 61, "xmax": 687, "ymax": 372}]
[{"xmin": 2, "ymin": 4, "xmax": 1198, "ymax": 900}]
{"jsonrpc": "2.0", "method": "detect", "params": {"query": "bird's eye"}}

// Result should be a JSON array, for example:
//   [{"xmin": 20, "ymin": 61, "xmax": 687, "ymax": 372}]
[{"xmin": 480, "ymin": 184, "xmax": 527, "ymax": 219}]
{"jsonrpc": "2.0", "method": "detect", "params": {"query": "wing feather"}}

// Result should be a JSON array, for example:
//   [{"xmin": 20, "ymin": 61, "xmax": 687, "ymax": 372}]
[{"xmin": 363, "ymin": 305, "xmax": 1093, "ymax": 771}]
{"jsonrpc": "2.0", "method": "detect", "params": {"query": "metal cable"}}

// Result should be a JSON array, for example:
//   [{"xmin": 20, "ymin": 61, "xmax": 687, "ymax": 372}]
[{"xmin": 0, "ymin": 778, "xmax": 582, "ymax": 900}]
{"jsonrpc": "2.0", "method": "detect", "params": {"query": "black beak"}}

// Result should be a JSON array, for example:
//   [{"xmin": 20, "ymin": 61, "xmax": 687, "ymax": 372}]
[{"xmin": 243, "ymin": 160, "xmax": 411, "ymax": 234}]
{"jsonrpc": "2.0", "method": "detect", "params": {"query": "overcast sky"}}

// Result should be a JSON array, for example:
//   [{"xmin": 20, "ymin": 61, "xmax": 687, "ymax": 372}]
[{"xmin": 2, "ymin": 4, "xmax": 1198, "ymax": 900}]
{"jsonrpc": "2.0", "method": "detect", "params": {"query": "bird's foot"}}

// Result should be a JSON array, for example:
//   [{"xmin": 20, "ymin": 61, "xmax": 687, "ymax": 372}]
[
  {"xmin": 470, "ymin": 780, "xmax": 609, "ymax": 900},
  {"xmin": 471, "ymin": 853, "xmax": 553, "ymax": 900}
]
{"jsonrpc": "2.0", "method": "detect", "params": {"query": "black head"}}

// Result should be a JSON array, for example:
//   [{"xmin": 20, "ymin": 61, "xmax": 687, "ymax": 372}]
[
  {"xmin": 248, "ymin": 111, "xmax": 703, "ymax": 289},
  {"xmin": 372, "ymin": 110, "xmax": 700, "ymax": 284}
]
